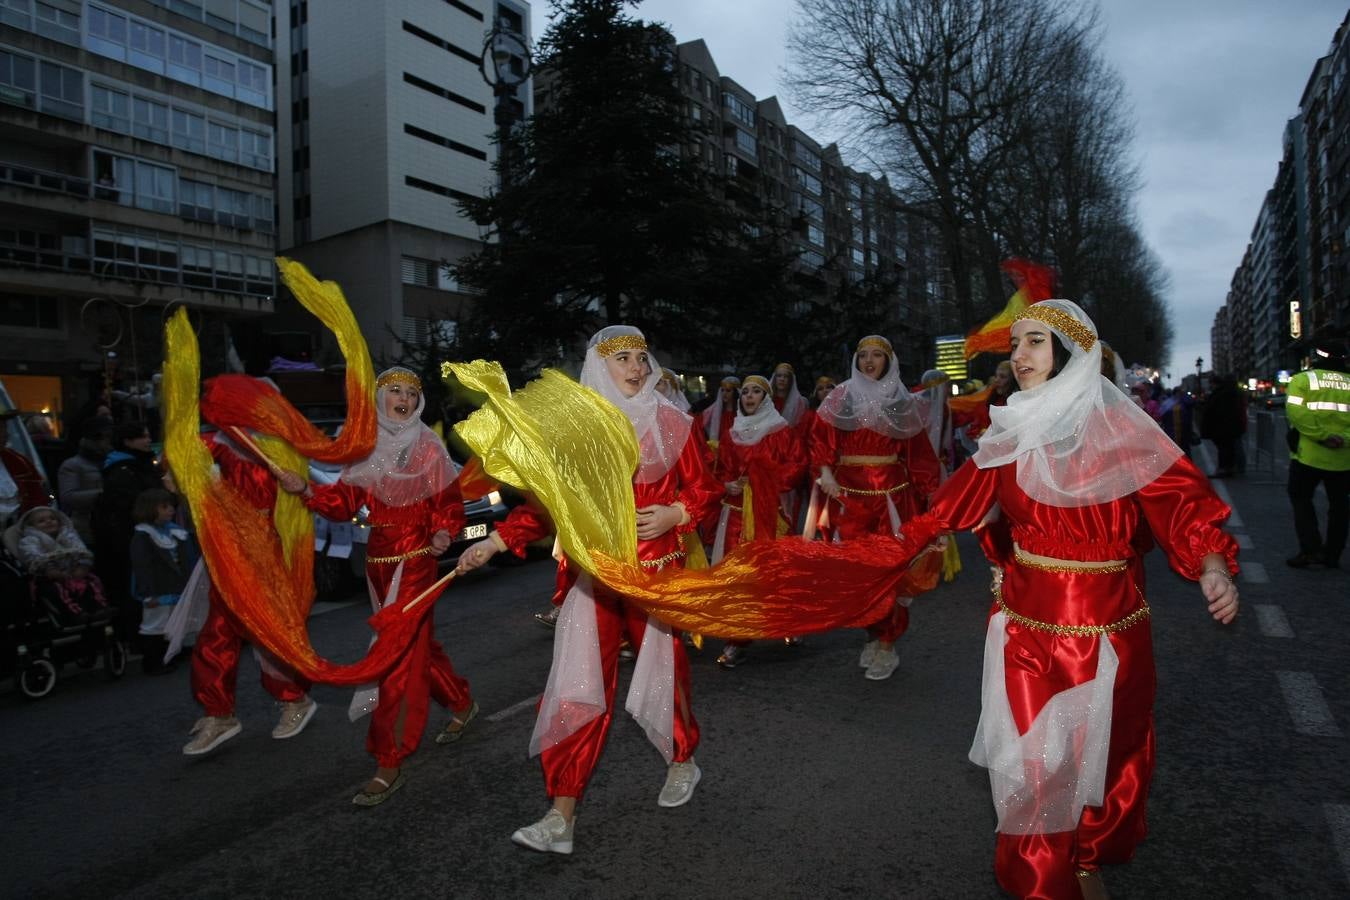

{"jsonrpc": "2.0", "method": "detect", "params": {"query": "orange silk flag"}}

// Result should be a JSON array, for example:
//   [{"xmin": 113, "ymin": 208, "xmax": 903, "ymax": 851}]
[
  {"xmin": 162, "ymin": 259, "xmax": 437, "ymax": 685},
  {"xmin": 964, "ymin": 258, "xmax": 1057, "ymax": 359}
]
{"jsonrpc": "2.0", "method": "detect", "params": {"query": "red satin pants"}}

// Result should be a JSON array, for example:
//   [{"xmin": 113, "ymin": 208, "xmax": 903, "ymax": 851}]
[
  {"xmin": 367, "ymin": 557, "xmax": 473, "ymax": 768},
  {"xmin": 540, "ymin": 583, "xmax": 699, "ymax": 800},
  {"xmin": 191, "ymin": 586, "xmax": 309, "ymax": 717},
  {"xmin": 992, "ymin": 563, "xmax": 1156, "ymax": 899}
]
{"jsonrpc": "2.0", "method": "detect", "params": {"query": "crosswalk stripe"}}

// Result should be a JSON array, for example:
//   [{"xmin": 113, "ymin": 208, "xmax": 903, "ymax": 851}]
[
  {"xmin": 1252, "ymin": 604, "xmax": 1294, "ymax": 638},
  {"xmin": 1277, "ymin": 671, "xmax": 1342, "ymax": 737},
  {"xmin": 1241, "ymin": 561, "xmax": 1268, "ymax": 584}
]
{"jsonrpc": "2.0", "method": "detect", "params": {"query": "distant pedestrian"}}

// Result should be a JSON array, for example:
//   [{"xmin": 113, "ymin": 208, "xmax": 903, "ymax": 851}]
[
  {"xmin": 1201, "ymin": 376, "xmax": 1244, "ymax": 477},
  {"xmin": 57, "ymin": 415, "xmax": 113, "ymax": 546},
  {"xmin": 1156, "ymin": 388, "xmax": 1196, "ymax": 458},
  {"xmin": 1285, "ymin": 335, "xmax": 1350, "ymax": 569}
]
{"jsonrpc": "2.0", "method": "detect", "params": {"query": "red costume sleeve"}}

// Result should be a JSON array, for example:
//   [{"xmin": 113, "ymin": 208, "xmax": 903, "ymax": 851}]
[
  {"xmin": 430, "ymin": 478, "xmax": 466, "ymax": 537},
  {"xmin": 673, "ymin": 430, "xmax": 723, "ymax": 535},
  {"xmin": 903, "ymin": 431, "xmax": 942, "ymax": 502},
  {"xmin": 898, "ymin": 460, "xmax": 1001, "ymax": 557},
  {"xmin": 209, "ymin": 441, "xmax": 277, "ymax": 510},
  {"xmin": 303, "ymin": 480, "xmax": 367, "ymax": 523},
  {"xmin": 1134, "ymin": 456, "xmax": 1239, "ymax": 579},
  {"xmin": 809, "ymin": 414, "xmax": 840, "ymax": 474},
  {"xmin": 495, "ymin": 503, "xmax": 552, "ymax": 557}
]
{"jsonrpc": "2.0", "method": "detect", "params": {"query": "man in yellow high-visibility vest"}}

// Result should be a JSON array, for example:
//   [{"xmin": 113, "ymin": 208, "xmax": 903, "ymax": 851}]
[{"xmin": 1286, "ymin": 335, "xmax": 1350, "ymax": 569}]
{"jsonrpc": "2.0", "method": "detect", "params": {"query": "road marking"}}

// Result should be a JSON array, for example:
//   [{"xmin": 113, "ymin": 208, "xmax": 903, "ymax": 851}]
[
  {"xmin": 310, "ymin": 600, "xmax": 360, "ymax": 617},
  {"xmin": 1276, "ymin": 671, "xmax": 1342, "ymax": 737},
  {"xmin": 1235, "ymin": 533, "xmax": 1254, "ymax": 549},
  {"xmin": 1240, "ymin": 561, "xmax": 1268, "ymax": 584},
  {"xmin": 488, "ymin": 694, "xmax": 542, "ymax": 723},
  {"xmin": 1252, "ymin": 604, "xmax": 1294, "ymax": 638},
  {"xmin": 1325, "ymin": 805, "xmax": 1350, "ymax": 890}
]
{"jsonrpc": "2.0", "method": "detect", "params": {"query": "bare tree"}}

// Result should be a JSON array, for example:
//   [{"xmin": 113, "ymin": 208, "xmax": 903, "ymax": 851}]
[{"xmin": 786, "ymin": 0, "xmax": 1097, "ymax": 324}]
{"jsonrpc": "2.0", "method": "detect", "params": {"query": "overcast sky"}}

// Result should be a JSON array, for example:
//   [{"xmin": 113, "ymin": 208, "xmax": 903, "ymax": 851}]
[{"xmin": 541, "ymin": 1, "xmax": 1348, "ymax": 381}]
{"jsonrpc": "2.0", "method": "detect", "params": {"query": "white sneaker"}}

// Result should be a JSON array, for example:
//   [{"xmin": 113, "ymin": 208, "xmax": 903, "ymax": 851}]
[
  {"xmin": 511, "ymin": 809, "xmax": 574, "ymax": 854},
  {"xmin": 657, "ymin": 759, "xmax": 702, "ymax": 808},
  {"xmin": 272, "ymin": 697, "xmax": 317, "ymax": 739},
  {"xmin": 858, "ymin": 639, "xmax": 879, "ymax": 668},
  {"xmin": 865, "ymin": 646, "xmax": 900, "ymax": 681},
  {"xmin": 183, "ymin": 716, "xmax": 242, "ymax": 756}
]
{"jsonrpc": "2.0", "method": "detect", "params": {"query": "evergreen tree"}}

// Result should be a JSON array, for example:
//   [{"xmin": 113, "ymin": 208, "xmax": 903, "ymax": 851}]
[{"xmin": 453, "ymin": 0, "xmax": 796, "ymax": 378}]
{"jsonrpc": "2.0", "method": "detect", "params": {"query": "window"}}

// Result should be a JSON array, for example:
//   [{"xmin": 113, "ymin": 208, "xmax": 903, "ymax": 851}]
[
  {"xmin": 0, "ymin": 49, "xmax": 38, "ymax": 106},
  {"xmin": 35, "ymin": 3, "xmax": 80, "ymax": 45},
  {"xmin": 167, "ymin": 34, "xmax": 202, "ymax": 84},
  {"xmin": 807, "ymin": 223, "xmax": 825, "ymax": 247},
  {"xmin": 181, "ymin": 243, "xmax": 212, "ymax": 288},
  {"xmin": 240, "ymin": 129, "xmax": 272, "ymax": 170},
  {"xmin": 128, "ymin": 20, "xmax": 166, "ymax": 72},
  {"xmin": 204, "ymin": 55, "xmax": 235, "ymax": 96},
  {"xmin": 252, "ymin": 194, "xmax": 273, "ymax": 232},
  {"xmin": 178, "ymin": 178, "xmax": 213, "ymax": 221},
  {"xmin": 852, "ymin": 247, "xmax": 865, "ymax": 266},
  {"xmin": 244, "ymin": 256, "xmax": 271, "ymax": 296},
  {"xmin": 723, "ymin": 92, "xmax": 755, "ymax": 128},
  {"xmin": 795, "ymin": 143, "xmax": 821, "ymax": 173},
  {"xmin": 214, "ymin": 250, "xmax": 243, "ymax": 292},
  {"xmin": 216, "ymin": 187, "xmax": 250, "ymax": 228},
  {"xmin": 208, "ymin": 122, "xmax": 239, "ymax": 162},
  {"xmin": 237, "ymin": 61, "xmax": 268, "ymax": 103},
  {"xmin": 132, "ymin": 96, "xmax": 169, "ymax": 143},
  {"xmin": 134, "ymin": 160, "xmax": 175, "ymax": 213},
  {"xmin": 91, "ymin": 84, "xmax": 130, "ymax": 132},
  {"xmin": 87, "ymin": 5, "xmax": 128, "ymax": 58},
  {"xmin": 93, "ymin": 151, "xmax": 132, "ymax": 202},
  {"xmin": 794, "ymin": 167, "xmax": 821, "ymax": 195},
  {"xmin": 401, "ymin": 256, "xmax": 436, "ymax": 286},
  {"xmin": 799, "ymin": 197, "xmax": 823, "ymax": 222},
  {"xmin": 0, "ymin": 293, "xmax": 60, "ymax": 330},
  {"xmin": 734, "ymin": 128, "xmax": 756, "ymax": 156},
  {"xmin": 171, "ymin": 108, "xmax": 206, "ymax": 154},
  {"xmin": 38, "ymin": 61, "xmax": 82, "ymax": 120}
]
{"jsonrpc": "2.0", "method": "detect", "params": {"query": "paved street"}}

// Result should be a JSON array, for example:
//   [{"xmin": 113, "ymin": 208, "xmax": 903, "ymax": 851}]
[{"xmin": 4, "ymin": 431, "xmax": 1349, "ymax": 898}]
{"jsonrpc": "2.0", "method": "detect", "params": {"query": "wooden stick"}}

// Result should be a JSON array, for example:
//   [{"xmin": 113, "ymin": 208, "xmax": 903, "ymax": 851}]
[
  {"xmin": 228, "ymin": 426, "xmax": 286, "ymax": 479},
  {"xmin": 401, "ymin": 569, "xmax": 458, "ymax": 613}
]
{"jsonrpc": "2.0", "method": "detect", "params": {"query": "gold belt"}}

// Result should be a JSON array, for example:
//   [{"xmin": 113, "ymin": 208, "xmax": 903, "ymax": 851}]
[
  {"xmin": 996, "ymin": 591, "xmax": 1151, "ymax": 638},
  {"xmin": 1014, "ymin": 546, "xmax": 1128, "ymax": 574},
  {"xmin": 839, "ymin": 481, "xmax": 908, "ymax": 496},
  {"xmin": 640, "ymin": 549, "xmax": 686, "ymax": 569},
  {"xmin": 366, "ymin": 545, "xmax": 436, "ymax": 565},
  {"xmin": 838, "ymin": 454, "xmax": 898, "ymax": 466}
]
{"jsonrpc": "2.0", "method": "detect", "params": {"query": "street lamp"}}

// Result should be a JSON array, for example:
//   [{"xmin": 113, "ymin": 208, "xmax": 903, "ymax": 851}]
[
  {"xmin": 478, "ymin": 22, "xmax": 532, "ymax": 192},
  {"xmin": 1195, "ymin": 356, "xmax": 1204, "ymax": 397}
]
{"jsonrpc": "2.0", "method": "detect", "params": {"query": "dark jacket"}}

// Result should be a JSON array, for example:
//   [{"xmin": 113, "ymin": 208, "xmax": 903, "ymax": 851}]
[{"xmin": 128, "ymin": 524, "xmax": 196, "ymax": 599}]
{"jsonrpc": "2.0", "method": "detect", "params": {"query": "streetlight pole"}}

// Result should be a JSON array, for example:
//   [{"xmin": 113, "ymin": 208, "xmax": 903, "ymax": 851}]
[
  {"xmin": 1195, "ymin": 356, "xmax": 1204, "ymax": 397},
  {"xmin": 478, "ymin": 21, "xmax": 532, "ymax": 198}
]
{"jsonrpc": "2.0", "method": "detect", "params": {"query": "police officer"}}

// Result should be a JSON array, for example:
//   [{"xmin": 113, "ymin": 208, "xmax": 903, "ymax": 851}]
[{"xmin": 1286, "ymin": 335, "xmax": 1350, "ymax": 569}]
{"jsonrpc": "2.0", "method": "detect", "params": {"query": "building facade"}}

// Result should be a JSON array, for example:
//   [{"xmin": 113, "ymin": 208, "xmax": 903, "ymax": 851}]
[
  {"xmin": 0, "ymin": 0, "xmax": 276, "ymax": 427},
  {"xmin": 273, "ymin": 0, "xmax": 531, "ymax": 364}
]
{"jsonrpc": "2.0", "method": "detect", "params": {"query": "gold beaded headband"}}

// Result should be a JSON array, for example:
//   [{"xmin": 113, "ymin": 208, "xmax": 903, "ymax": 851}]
[
  {"xmin": 774, "ymin": 362, "xmax": 794, "ymax": 374},
  {"xmin": 595, "ymin": 334, "xmax": 648, "ymax": 357},
  {"xmin": 377, "ymin": 369, "xmax": 422, "ymax": 392},
  {"xmin": 1014, "ymin": 305, "xmax": 1096, "ymax": 352},
  {"xmin": 742, "ymin": 375, "xmax": 771, "ymax": 393},
  {"xmin": 856, "ymin": 336, "xmax": 893, "ymax": 356},
  {"xmin": 816, "ymin": 376, "xmax": 836, "ymax": 387},
  {"xmin": 720, "ymin": 377, "xmax": 741, "ymax": 388}
]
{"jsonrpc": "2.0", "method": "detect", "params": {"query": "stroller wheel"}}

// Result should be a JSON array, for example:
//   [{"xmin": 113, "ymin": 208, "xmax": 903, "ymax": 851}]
[
  {"xmin": 19, "ymin": 658, "xmax": 57, "ymax": 700},
  {"xmin": 104, "ymin": 640, "xmax": 128, "ymax": 680}
]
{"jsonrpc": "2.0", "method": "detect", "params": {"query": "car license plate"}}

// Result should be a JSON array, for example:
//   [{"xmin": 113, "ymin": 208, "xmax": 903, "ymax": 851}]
[{"xmin": 461, "ymin": 523, "xmax": 488, "ymax": 540}]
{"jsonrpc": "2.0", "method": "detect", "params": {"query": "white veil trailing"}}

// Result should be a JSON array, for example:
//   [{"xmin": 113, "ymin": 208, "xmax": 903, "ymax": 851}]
[
  {"xmin": 917, "ymin": 368, "xmax": 952, "ymax": 460},
  {"xmin": 657, "ymin": 368, "xmax": 691, "ymax": 413},
  {"xmin": 578, "ymin": 325, "xmax": 692, "ymax": 484},
  {"xmin": 729, "ymin": 375, "xmax": 789, "ymax": 447},
  {"xmin": 341, "ymin": 367, "xmax": 459, "ymax": 506},
  {"xmin": 772, "ymin": 363, "xmax": 808, "ymax": 427},
  {"xmin": 972, "ymin": 300, "xmax": 1182, "ymax": 507},
  {"xmin": 816, "ymin": 335, "xmax": 926, "ymax": 438},
  {"xmin": 702, "ymin": 376, "xmax": 740, "ymax": 442}
]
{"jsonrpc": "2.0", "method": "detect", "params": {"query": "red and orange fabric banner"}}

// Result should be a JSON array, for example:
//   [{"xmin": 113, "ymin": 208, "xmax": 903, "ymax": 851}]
[{"xmin": 964, "ymin": 258, "xmax": 1057, "ymax": 359}]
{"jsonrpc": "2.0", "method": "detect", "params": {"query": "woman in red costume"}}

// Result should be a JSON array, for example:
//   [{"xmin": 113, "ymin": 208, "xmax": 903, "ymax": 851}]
[
  {"xmin": 711, "ymin": 375, "xmax": 807, "ymax": 668},
  {"xmin": 183, "ymin": 431, "xmax": 316, "ymax": 756},
  {"xmin": 890, "ymin": 300, "xmax": 1240, "ymax": 899},
  {"xmin": 278, "ymin": 367, "xmax": 477, "ymax": 806},
  {"xmin": 770, "ymin": 362, "xmax": 813, "ymax": 528},
  {"xmin": 810, "ymin": 335, "xmax": 941, "ymax": 681},
  {"xmin": 701, "ymin": 375, "xmax": 740, "ymax": 472},
  {"xmin": 457, "ymin": 325, "xmax": 722, "ymax": 855}
]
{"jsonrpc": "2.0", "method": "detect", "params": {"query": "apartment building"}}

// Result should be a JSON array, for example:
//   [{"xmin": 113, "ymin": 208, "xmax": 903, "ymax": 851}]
[
  {"xmin": 273, "ymin": 0, "xmax": 531, "ymax": 364},
  {"xmin": 0, "ymin": 0, "xmax": 276, "ymax": 422}
]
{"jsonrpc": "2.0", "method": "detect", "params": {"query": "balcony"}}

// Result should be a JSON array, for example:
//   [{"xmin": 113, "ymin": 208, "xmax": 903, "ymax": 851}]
[{"xmin": 0, "ymin": 161, "xmax": 90, "ymax": 200}]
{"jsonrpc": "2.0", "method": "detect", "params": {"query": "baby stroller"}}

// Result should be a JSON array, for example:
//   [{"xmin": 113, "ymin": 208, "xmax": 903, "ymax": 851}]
[{"xmin": 1, "ymin": 520, "xmax": 127, "ymax": 699}]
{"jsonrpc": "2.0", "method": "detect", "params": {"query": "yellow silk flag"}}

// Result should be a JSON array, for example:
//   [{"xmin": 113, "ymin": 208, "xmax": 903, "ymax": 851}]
[
  {"xmin": 446, "ymin": 361, "xmax": 934, "ymax": 641},
  {"xmin": 449, "ymin": 360, "xmax": 640, "ymax": 571}
]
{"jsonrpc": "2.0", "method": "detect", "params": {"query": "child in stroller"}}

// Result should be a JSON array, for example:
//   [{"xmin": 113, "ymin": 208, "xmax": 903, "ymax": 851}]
[{"xmin": 3, "ymin": 507, "xmax": 125, "ymax": 698}]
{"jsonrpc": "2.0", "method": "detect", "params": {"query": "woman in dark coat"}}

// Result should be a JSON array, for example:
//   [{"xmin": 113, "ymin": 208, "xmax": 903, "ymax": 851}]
[{"xmin": 92, "ymin": 422, "xmax": 163, "ymax": 640}]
